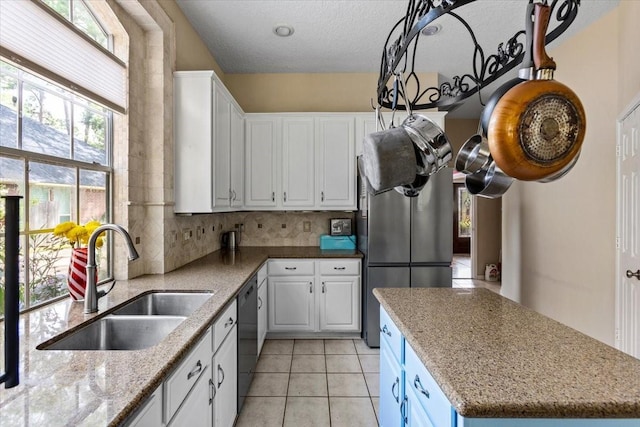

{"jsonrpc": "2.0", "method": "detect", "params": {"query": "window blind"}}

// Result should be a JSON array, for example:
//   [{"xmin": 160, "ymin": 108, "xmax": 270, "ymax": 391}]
[{"xmin": 0, "ymin": 0, "xmax": 126, "ymax": 113}]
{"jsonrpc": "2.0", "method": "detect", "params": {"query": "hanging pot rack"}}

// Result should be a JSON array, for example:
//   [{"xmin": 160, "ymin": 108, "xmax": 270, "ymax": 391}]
[{"xmin": 376, "ymin": 0, "xmax": 581, "ymax": 112}]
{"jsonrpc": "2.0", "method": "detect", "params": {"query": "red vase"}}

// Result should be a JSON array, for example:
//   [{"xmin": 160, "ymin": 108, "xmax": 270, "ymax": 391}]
[{"xmin": 67, "ymin": 248, "xmax": 96, "ymax": 300}]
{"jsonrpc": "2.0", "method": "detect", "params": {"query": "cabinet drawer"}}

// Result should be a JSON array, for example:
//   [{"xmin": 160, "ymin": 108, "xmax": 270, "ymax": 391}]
[
  {"xmin": 164, "ymin": 328, "xmax": 212, "ymax": 422},
  {"xmin": 319, "ymin": 259, "xmax": 360, "ymax": 275},
  {"xmin": 257, "ymin": 263, "xmax": 268, "ymax": 286},
  {"xmin": 405, "ymin": 342, "xmax": 453, "ymax": 427},
  {"xmin": 380, "ymin": 306, "xmax": 403, "ymax": 364},
  {"xmin": 268, "ymin": 259, "xmax": 315, "ymax": 276},
  {"xmin": 214, "ymin": 300, "xmax": 237, "ymax": 351}
]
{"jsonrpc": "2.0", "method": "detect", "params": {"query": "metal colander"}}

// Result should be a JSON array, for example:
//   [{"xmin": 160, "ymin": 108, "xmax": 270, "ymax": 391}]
[{"xmin": 518, "ymin": 94, "xmax": 582, "ymax": 164}]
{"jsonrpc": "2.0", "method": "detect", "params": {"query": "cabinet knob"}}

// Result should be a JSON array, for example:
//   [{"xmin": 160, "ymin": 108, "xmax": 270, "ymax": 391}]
[
  {"xmin": 626, "ymin": 269, "xmax": 640, "ymax": 280},
  {"xmin": 224, "ymin": 317, "xmax": 234, "ymax": 327},
  {"xmin": 334, "ymin": 266, "xmax": 346, "ymax": 270},
  {"xmin": 285, "ymin": 267, "xmax": 297, "ymax": 271},
  {"xmin": 381, "ymin": 324, "xmax": 392, "ymax": 337},
  {"xmin": 391, "ymin": 376, "xmax": 400, "ymax": 403},
  {"xmin": 209, "ymin": 378, "xmax": 216, "ymax": 404},
  {"xmin": 322, "ymin": 282, "xmax": 326, "ymax": 293},
  {"xmin": 321, "ymin": 191, "xmax": 325, "ymax": 202},
  {"xmin": 258, "ymin": 296, "xmax": 263, "ymax": 309},
  {"xmin": 187, "ymin": 360, "xmax": 202, "ymax": 380},
  {"xmin": 284, "ymin": 192, "xmax": 287, "ymax": 202},
  {"xmin": 309, "ymin": 282, "xmax": 313, "ymax": 293},
  {"xmin": 218, "ymin": 364, "xmax": 225, "ymax": 388},
  {"xmin": 414, "ymin": 374, "xmax": 430, "ymax": 398},
  {"xmin": 272, "ymin": 192, "xmax": 275, "ymax": 202}
]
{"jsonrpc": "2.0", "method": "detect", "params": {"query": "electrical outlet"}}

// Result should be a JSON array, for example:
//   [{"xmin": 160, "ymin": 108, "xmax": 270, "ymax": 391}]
[
  {"xmin": 303, "ymin": 221, "xmax": 311, "ymax": 232},
  {"xmin": 170, "ymin": 230, "xmax": 177, "ymax": 248},
  {"xmin": 196, "ymin": 226, "xmax": 202, "ymax": 240},
  {"xmin": 182, "ymin": 228, "xmax": 192, "ymax": 243}
]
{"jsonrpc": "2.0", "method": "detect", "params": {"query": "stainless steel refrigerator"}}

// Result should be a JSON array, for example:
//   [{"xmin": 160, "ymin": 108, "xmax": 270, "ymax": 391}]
[{"xmin": 357, "ymin": 168, "xmax": 453, "ymax": 347}]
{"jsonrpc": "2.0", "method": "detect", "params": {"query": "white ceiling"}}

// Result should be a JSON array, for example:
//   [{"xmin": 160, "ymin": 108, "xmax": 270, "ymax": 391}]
[{"xmin": 176, "ymin": 0, "xmax": 618, "ymax": 118}]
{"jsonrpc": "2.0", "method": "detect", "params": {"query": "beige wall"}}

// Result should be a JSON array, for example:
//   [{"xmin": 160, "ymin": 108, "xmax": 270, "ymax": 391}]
[{"xmin": 501, "ymin": 3, "xmax": 640, "ymax": 345}]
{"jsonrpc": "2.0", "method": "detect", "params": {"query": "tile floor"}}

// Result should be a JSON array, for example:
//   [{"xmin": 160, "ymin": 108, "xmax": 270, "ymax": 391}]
[
  {"xmin": 452, "ymin": 254, "xmax": 501, "ymax": 294},
  {"xmin": 235, "ymin": 338, "xmax": 380, "ymax": 427}
]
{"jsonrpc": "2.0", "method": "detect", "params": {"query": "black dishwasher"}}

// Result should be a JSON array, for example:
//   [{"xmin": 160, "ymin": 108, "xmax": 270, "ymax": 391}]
[{"xmin": 237, "ymin": 274, "xmax": 257, "ymax": 412}]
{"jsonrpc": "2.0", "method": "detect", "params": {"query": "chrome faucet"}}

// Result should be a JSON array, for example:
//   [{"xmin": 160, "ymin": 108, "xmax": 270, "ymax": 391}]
[{"xmin": 84, "ymin": 224, "xmax": 140, "ymax": 314}]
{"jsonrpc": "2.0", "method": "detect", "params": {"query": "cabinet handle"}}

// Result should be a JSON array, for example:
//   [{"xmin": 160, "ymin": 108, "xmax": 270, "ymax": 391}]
[
  {"xmin": 218, "ymin": 364, "xmax": 225, "ymax": 388},
  {"xmin": 321, "ymin": 191, "xmax": 324, "ymax": 202},
  {"xmin": 322, "ymin": 282, "xmax": 325, "ymax": 293},
  {"xmin": 272, "ymin": 192, "xmax": 275, "ymax": 202},
  {"xmin": 414, "ymin": 375, "xmax": 430, "ymax": 398},
  {"xmin": 258, "ymin": 296, "xmax": 263, "ymax": 309},
  {"xmin": 309, "ymin": 282, "xmax": 313, "ymax": 293},
  {"xmin": 284, "ymin": 266, "xmax": 297, "ymax": 271},
  {"xmin": 232, "ymin": 190, "xmax": 237, "ymax": 201},
  {"xmin": 209, "ymin": 378, "xmax": 216, "ymax": 404},
  {"xmin": 381, "ymin": 324, "xmax": 392, "ymax": 337},
  {"xmin": 333, "ymin": 266, "xmax": 346, "ymax": 270},
  {"xmin": 401, "ymin": 396, "xmax": 408, "ymax": 425},
  {"xmin": 391, "ymin": 376, "xmax": 400, "ymax": 403},
  {"xmin": 187, "ymin": 360, "xmax": 202, "ymax": 380},
  {"xmin": 284, "ymin": 192, "xmax": 287, "ymax": 202},
  {"xmin": 225, "ymin": 317, "xmax": 234, "ymax": 328},
  {"xmin": 229, "ymin": 188, "xmax": 233, "ymax": 201}
]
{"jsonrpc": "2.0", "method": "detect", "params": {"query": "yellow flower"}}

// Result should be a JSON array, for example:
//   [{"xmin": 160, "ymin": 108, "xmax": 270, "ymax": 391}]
[
  {"xmin": 53, "ymin": 220, "xmax": 103, "ymax": 248},
  {"xmin": 66, "ymin": 225, "xmax": 88, "ymax": 245},
  {"xmin": 53, "ymin": 221, "xmax": 77, "ymax": 237}
]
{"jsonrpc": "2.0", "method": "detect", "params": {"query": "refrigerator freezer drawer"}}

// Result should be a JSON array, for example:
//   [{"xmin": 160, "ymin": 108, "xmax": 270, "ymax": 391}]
[{"xmin": 410, "ymin": 266, "xmax": 452, "ymax": 287}]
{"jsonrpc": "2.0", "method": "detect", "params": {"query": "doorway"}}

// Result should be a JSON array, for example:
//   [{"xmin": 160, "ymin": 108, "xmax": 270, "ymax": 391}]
[{"xmin": 453, "ymin": 182, "xmax": 472, "ymax": 279}]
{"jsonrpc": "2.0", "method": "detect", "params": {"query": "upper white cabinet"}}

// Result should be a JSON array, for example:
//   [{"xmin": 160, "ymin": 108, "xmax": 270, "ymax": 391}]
[
  {"xmin": 174, "ymin": 70, "xmax": 244, "ymax": 214},
  {"xmin": 316, "ymin": 116, "xmax": 356, "ymax": 209},
  {"xmin": 245, "ymin": 114, "xmax": 356, "ymax": 211}
]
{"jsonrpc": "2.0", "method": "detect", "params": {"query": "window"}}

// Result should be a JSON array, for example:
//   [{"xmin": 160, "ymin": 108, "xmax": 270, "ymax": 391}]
[
  {"xmin": 41, "ymin": 0, "xmax": 110, "ymax": 49},
  {"xmin": 0, "ymin": 58, "xmax": 113, "ymax": 315}
]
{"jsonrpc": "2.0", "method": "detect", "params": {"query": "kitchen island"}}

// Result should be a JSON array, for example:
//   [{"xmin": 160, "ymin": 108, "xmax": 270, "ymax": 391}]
[
  {"xmin": 374, "ymin": 287, "xmax": 640, "ymax": 426},
  {"xmin": 0, "ymin": 246, "xmax": 361, "ymax": 426}
]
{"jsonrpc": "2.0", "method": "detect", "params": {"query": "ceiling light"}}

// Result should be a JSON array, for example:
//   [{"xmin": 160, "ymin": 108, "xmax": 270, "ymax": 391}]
[
  {"xmin": 273, "ymin": 25, "xmax": 294, "ymax": 37},
  {"xmin": 421, "ymin": 24, "xmax": 441, "ymax": 36}
]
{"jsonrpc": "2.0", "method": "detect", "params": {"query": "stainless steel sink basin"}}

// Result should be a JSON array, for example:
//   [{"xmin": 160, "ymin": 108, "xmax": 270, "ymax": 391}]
[
  {"xmin": 111, "ymin": 292, "xmax": 212, "ymax": 316},
  {"xmin": 40, "ymin": 315, "xmax": 186, "ymax": 351}
]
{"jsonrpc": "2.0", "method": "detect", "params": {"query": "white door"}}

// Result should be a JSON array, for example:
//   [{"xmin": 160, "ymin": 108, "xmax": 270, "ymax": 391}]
[
  {"xmin": 319, "ymin": 276, "xmax": 360, "ymax": 332},
  {"xmin": 230, "ymin": 105, "xmax": 244, "ymax": 208},
  {"xmin": 282, "ymin": 117, "xmax": 315, "ymax": 208},
  {"xmin": 616, "ymin": 94, "xmax": 640, "ymax": 359},
  {"xmin": 214, "ymin": 87, "xmax": 232, "ymax": 209},
  {"xmin": 316, "ymin": 116, "xmax": 356, "ymax": 209},
  {"xmin": 268, "ymin": 276, "xmax": 315, "ymax": 331},
  {"xmin": 214, "ymin": 326, "xmax": 237, "ymax": 427},
  {"xmin": 245, "ymin": 117, "xmax": 278, "ymax": 207},
  {"xmin": 257, "ymin": 278, "xmax": 267, "ymax": 354}
]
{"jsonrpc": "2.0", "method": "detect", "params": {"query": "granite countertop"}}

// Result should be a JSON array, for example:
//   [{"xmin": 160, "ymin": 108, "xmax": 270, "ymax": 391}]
[
  {"xmin": 0, "ymin": 246, "xmax": 361, "ymax": 426},
  {"xmin": 373, "ymin": 287, "xmax": 640, "ymax": 419}
]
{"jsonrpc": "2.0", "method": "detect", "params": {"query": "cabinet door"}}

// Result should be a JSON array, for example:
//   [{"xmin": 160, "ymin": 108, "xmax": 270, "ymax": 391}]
[
  {"xmin": 380, "ymin": 338, "xmax": 403, "ymax": 427},
  {"xmin": 406, "ymin": 384, "xmax": 435, "ymax": 427},
  {"xmin": 230, "ymin": 105, "xmax": 244, "ymax": 208},
  {"xmin": 125, "ymin": 387, "xmax": 162, "ymax": 427},
  {"xmin": 245, "ymin": 117, "xmax": 278, "ymax": 207},
  {"xmin": 319, "ymin": 276, "xmax": 360, "ymax": 332},
  {"xmin": 215, "ymin": 87, "xmax": 232, "ymax": 209},
  {"xmin": 257, "ymin": 278, "xmax": 268, "ymax": 354},
  {"xmin": 282, "ymin": 117, "xmax": 315, "ymax": 208},
  {"xmin": 167, "ymin": 365, "xmax": 213, "ymax": 427},
  {"xmin": 316, "ymin": 116, "xmax": 356, "ymax": 209},
  {"xmin": 268, "ymin": 276, "xmax": 315, "ymax": 332},
  {"xmin": 174, "ymin": 73, "xmax": 214, "ymax": 213},
  {"xmin": 214, "ymin": 326, "xmax": 238, "ymax": 427}
]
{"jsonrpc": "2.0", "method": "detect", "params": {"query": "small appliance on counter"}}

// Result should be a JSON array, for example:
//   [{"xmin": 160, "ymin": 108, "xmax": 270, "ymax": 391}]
[
  {"xmin": 221, "ymin": 230, "xmax": 238, "ymax": 250},
  {"xmin": 330, "ymin": 218, "xmax": 352, "ymax": 236},
  {"xmin": 320, "ymin": 234, "xmax": 356, "ymax": 250}
]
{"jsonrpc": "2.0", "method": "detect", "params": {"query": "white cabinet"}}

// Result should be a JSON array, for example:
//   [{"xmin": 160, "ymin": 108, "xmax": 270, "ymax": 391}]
[
  {"xmin": 245, "ymin": 116, "xmax": 278, "ymax": 208},
  {"xmin": 282, "ymin": 117, "xmax": 315, "ymax": 208},
  {"xmin": 213, "ymin": 325, "xmax": 238, "ymax": 427},
  {"xmin": 174, "ymin": 71, "xmax": 244, "ymax": 213},
  {"xmin": 257, "ymin": 264, "xmax": 268, "ymax": 354},
  {"xmin": 168, "ymin": 364, "xmax": 213, "ymax": 427},
  {"xmin": 267, "ymin": 259, "xmax": 361, "ymax": 334},
  {"xmin": 126, "ymin": 386, "xmax": 163, "ymax": 427},
  {"xmin": 315, "ymin": 116, "xmax": 356, "ymax": 209},
  {"xmin": 230, "ymin": 107, "xmax": 244, "ymax": 208},
  {"xmin": 245, "ymin": 114, "xmax": 357, "ymax": 211}
]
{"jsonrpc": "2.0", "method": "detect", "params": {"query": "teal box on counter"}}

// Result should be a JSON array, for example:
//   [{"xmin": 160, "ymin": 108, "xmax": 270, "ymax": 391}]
[{"xmin": 320, "ymin": 235, "xmax": 356, "ymax": 250}]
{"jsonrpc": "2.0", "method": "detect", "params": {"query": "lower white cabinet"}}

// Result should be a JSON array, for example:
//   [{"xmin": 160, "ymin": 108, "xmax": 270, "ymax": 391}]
[
  {"xmin": 213, "ymin": 325, "xmax": 238, "ymax": 427},
  {"xmin": 126, "ymin": 386, "xmax": 163, "ymax": 427},
  {"xmin": 257, "ymin": 266, "xmax": 268, "ymax": 354},
  {"xmin": 168, "ymin": 364, "xmax": 213, "ymax": 427},
  {"xmin": 267, "ymin": 258, "xmax": 361, "ymax": 334}
]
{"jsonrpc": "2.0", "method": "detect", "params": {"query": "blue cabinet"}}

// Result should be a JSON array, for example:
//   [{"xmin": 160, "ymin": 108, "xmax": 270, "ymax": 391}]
[{"xmin": 380, "ymin": 337, "xmax": 403, "ymax": 427}]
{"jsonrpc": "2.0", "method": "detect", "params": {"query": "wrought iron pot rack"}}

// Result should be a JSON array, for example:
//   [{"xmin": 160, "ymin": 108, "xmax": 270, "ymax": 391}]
[{"xmin": 377, "ymin": 0, "xmax": 581, "ymax": 112}]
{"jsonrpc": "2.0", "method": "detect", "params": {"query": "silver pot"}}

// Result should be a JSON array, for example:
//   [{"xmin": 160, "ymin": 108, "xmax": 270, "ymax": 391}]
[
  {"xmin": 465, "ymin": 160, "xmax": 514, "ymax": 199},
  {"xmin": 455, "ymin": 134, "xmax": 492, "ymax": 175},
  {"xmin": 402, "ymin": 114, "xmax": 452, "ymax": 177}
]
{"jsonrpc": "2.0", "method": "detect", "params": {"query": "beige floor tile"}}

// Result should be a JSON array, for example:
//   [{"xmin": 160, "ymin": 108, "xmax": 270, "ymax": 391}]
[
  {"xmin": 329, "ymin": 397, "xmax": 378, "ymax": 427},
  {"xmin": 371, "ymin": 397, "xmax": 380, "ymax": 425},
  {"xmin": 324, "ymin": 339, "xmax": 357, "ymax": 354},
  {"xmin": 293, "ymin": 339, "xmax": 325, "ymax": 354},
  {"xmin": 247, "ymin": 373, "xmax": 289, "ymax": 396},
  {"xmin": 235, "ymin": 396, "xmax": 285, "ymax": 427},
  {"xmin": 261, "ymin": 339, "xmax": 294, "ymax": 354},
  {"xmin": 364, "ymin": 372, "xmax": 380, "ymax": 397},
  {"xmin": 327, "ymin": 373, "xmax": 369, "ymax": 397},
  {"xmin": 291, "ymin": 354, "xmax": 326, "ymax": 373},
  {"xmin": 359, "ymin": 354, "xmax": 380, "ymax": 373},
  {"xmin": 288, "ymin": 373, "xmax": 328, "ymax": 397},
  {"xmin": 326, "ymin": 354, "xmax": 361, "ymax": 373},
  {"xmin": 354, "ymin": 339, "xmax": 380, "ymax": 355},
  {"xmin": 283, "ymin": 397, "xmax": 330, "ymax": 427},
  {"xmin": 255, "ymin": 354, "xmax": 292, "ymax": 373}
]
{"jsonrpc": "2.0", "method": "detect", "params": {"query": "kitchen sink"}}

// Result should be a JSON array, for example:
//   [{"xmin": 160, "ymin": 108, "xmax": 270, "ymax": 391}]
[
  {"xmin": 111, "ymin": 292, "xmax": 212, "ymax": 316},
  {"xmin": 39, "ymin": 315, "xmax": 186, "ymax": 351}
]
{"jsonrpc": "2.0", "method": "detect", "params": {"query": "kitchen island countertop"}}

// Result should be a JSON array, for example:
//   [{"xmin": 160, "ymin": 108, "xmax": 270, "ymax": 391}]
[
  {"xmin": 374, "ymin": 287, "xmax": 640, "ymax": 419},
  {"xmin": 0, "ymin": 246, "xmax": 361, "ymax": 426}
]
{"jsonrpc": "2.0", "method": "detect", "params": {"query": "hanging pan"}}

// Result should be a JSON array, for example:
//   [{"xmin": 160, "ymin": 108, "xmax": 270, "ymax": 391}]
[{"xmin": 487, "ymin": 2, "xmax": 586, "ymax": 181}]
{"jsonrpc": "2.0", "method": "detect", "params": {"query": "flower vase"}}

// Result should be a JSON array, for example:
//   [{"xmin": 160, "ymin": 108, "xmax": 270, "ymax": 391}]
[{"xmin": 67, "ymin": 248, "xmax": 96, "ymax": 300}]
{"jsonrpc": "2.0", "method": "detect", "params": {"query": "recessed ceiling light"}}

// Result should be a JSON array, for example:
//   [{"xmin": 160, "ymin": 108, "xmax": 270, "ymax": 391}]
[
  {"xmin": 273, "ymin": 24, "xmax": 294, "ymax": 37},
  {"xmin": 421, "ymin": 24, "xmax": 441, "ymax": 36}
]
